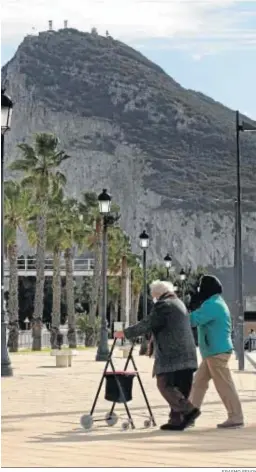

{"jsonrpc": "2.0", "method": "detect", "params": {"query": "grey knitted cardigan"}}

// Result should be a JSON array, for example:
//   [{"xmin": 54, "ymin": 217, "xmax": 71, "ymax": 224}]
[{"xmin": 124, "ymin": 294, "xmax": 198, "ymax": 376}]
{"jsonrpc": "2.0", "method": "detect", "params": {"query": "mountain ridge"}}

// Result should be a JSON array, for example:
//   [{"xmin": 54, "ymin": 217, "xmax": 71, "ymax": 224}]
[{"xmin": 2, "ymin": 28, "xmax": 256, "ymax": 296}]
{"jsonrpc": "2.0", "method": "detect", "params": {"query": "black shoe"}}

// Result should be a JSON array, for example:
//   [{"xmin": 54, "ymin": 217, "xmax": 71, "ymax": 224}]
[
  {"xmin": 181, "ymin": 408, "xmax": 201, "ymax": 429},
  {"xmin": 188, "ymin": 421, "xmax": 195, "ymax": 428},
  {"xmin": 160, "ymin": 422, "xmax": 185, "ymax": 431}
]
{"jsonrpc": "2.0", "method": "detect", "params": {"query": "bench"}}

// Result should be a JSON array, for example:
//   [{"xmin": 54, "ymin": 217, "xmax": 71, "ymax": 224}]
[{"xmin": 50, "ymin": 349, "xmax": 77, "ymax": 367}]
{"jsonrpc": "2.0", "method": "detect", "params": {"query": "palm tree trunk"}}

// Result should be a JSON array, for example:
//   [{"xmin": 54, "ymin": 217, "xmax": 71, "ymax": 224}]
[
  {"xmin": 7, "ymin": 243, "xmax": 19, "ymax": 352},
  {"xmin": 89, "ymin": 218, "xmax": 102, "ymax": 323},
  {"xmin": 32, "ymin": 212, "xmax": 46, "ymax": 350},
  {"xmin": 130, "ymin": 292, "xmax": 140, "ymax": 325},
  {"xmin": 65, "ymin": 247, "xmax": 76, "ymax": 348},
  {"xmin": 120, "ymin": 255, "xmax": 127, "ymax": 324},
  {"xmin": 50, "ymin": 247, "xmax": 61, "ymax": 349}
]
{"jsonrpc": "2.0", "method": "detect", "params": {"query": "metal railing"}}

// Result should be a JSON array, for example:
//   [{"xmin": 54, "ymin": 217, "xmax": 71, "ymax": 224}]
[
  {"xmin": 4, "ymin": 257, "xmax": 94, "ymax": 272},
  {"xmin": 10, "ymin": 329, "xmax": 86, "ymax": 350}
]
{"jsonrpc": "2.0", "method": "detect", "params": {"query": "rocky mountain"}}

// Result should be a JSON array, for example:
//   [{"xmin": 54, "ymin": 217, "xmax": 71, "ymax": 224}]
[{"xmin": 2, "ymin": 28, "xmax": 256, "ymax": 298}]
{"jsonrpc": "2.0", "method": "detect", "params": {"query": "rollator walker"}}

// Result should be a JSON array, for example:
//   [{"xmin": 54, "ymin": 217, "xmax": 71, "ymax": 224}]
[{"xmin": 80, "ymin": 332, "xmax": 157, "ymax": 431}]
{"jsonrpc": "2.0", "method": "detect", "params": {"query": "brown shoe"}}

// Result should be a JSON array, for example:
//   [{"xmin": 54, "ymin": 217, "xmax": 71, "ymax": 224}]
[{"xmin": 217, "ymin": 420, "xmax": 244, "ymax": 429}]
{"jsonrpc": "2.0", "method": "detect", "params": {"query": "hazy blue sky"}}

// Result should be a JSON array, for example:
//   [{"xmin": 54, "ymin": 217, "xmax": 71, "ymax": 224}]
[{"xmin": 2, "ymin": 0, "xmax": 256, "ymax": 119}]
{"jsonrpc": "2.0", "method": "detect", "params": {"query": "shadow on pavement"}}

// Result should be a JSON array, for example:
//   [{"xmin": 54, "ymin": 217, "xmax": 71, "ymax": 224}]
[
  {"xmin": 2, "ymin": 396, "xmax": 256, "ymax": 422},
  {"xmin": 27, "ymin": 424, "xmax": 256, "ymax": 454},
  {"xmin": 1, "ymin": 427, "xmax": 24, "ymax": 433}
]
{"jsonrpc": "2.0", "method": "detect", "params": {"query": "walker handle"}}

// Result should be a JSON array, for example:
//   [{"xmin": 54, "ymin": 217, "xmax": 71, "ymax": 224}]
[{"xmin": 114, "ymin": 331, "xmax": 125, "ymax": 339}]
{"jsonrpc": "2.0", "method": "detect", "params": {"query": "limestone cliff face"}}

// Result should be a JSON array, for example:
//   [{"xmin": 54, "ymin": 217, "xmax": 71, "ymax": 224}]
[{"xmin": 2, "ymin": 29, "xmax": 256, "ymax": 295}]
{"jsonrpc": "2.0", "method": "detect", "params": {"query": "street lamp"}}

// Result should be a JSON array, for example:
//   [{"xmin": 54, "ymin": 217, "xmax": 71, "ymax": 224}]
[
  {"xmin": 1, "ymin": 89, "xmax": 13, "ymax": 377},
  {"xmin": 24, "ymin": 317, "xmax": 30, "ymax": 330},
  {"xmin": 235, "ymin": 111, "xmax": 256, "ymax": 371},
  {"xmin": 96, "ymin": 189, "xmax": 112, "ymax": 361},
  {"xmin": 139, "ymin": 230, "xmax": 149, "ymax": 355},
  {"xmin": 164, "ymin": 253, "xmax": 172, "ymax": 278}
]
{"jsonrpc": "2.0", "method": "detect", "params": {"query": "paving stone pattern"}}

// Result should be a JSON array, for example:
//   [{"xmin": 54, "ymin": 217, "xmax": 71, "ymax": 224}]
[{"xmin": 1, "ymin": 348, "xmax": 256, "ymax": 467}]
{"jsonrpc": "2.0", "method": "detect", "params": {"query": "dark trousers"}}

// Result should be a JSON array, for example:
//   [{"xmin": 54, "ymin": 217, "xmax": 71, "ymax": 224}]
[{"xmin": 156, "ymin": 369, "xmax": 194, "ymax": 423}]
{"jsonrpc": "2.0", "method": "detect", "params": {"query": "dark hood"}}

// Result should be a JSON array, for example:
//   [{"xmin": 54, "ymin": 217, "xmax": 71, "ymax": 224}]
[{"xmin": 199, "ymin": 275, "xmax": 222, "ymax": 303}]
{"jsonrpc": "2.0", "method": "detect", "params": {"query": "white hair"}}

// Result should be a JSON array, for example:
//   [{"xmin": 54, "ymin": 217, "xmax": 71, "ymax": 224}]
[{"xmin": 150, "ymin": 280, "xmax": 176, "ymax": 298}]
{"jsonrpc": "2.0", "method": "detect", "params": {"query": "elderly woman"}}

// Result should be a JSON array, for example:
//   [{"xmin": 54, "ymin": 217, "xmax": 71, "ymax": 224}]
[
  {"xmin": 189, "ymin": 275, "xmax": 244, "ymax": 429},
  {"xmin": 124, "ymin": 280, "xmax": 199, "ymax": 430}
]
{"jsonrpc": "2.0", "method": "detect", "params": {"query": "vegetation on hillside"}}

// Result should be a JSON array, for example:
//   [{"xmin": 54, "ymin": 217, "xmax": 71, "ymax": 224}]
[{"xmin": 2, "ymin": 29, "xmax": 256, "ymax": 211}]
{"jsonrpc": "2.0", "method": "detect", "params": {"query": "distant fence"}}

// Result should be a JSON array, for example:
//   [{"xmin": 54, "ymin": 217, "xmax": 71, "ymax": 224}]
[
  {"xmin": 5, "ymin": 257, "xmax": 95, "ymax": 272},
  {"xmin": 8, "ymin": 329, "xmax": 86, "ymax": 350}
]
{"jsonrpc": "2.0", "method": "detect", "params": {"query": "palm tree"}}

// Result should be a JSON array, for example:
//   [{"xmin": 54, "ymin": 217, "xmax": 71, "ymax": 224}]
[
  {"xmin": 46, "ymin": 187, "xmax": 66, "ymax": 348},
  {"xmin": 130, "ymin": 263, "xmax": 143, "ymax": 325},
  {"xmin": 4, "ymin": 181, "xmax": 31, "ymax": 352},
  {"xmin": 108, "ymin": 276, "xmax": 120, "ymax": 333},
  {"xmin": 80, "ymin": 192, "xmax": 105, "ymax": 325},
  {"xmin": 9, "ymin": 133, "xmax": 70, "ymax": 350},
  {"xmin": 61, "ymin": 198, "xmax": 91, "ymax": 348},
  {"xmin": 108, "ymin": 228, "xmax": 133, "ymax": 326}
]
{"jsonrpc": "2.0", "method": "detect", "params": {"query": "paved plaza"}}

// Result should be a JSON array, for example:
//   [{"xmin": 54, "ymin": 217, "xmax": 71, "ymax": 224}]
[{"xmin": 1, "ymin": 348, "xmax": 256, "ymax": 468}]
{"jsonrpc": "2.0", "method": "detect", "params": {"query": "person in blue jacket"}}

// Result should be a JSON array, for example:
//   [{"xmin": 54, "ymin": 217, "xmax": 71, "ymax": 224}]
[{"xmin": 189, "ymin": 275, "xmax": 244, "ymax": 428}]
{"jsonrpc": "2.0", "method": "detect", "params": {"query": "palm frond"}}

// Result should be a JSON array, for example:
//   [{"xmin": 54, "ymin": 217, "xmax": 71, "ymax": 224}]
[
  {"xmin": 54, "ymin": 171, "xmax": 66, "ymax": 185},
  {"xmin": 53, "ymin": 151, "xmax": 70, "ymax": 166},
  {"xmin": 21, "ymin": 175, "xmax": 37, "ymax": 189},
  {"xmin": 8, "ymin": 159, "xmax": 31, "ymax": 172},
  {"xmin": 34, "ymin": 133, "xmax": 59, "ymax": 157},
  {"xmin": 16, "ymin": 143, "xmax": 38, "ymax": 165}
]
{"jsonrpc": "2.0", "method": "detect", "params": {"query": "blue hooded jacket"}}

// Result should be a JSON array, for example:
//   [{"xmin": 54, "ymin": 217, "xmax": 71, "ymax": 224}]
[{"xmin": 190, "ymin": 275, "xmax": 233, "ymax": 359}]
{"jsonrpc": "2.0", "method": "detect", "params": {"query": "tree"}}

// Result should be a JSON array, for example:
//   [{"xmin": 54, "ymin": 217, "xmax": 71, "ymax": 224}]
[
  {"xmin": 130, "ymin": 263, "xmax": 143, "ymax": 325},
  {"xmin": 76, "ymin": 313, "xmax": 101, "ymax": 346},
  {"xmin": 80, "ymin": 192, "xmax": 102, "ymax": 325},
  {"xmin": 9, "ymin": 133, "xmax": 70, "ymax": 350},
  {"xmin": 46, "ymin": 186, "xmax": 66, "ymax": 348},
  {"xmin": 108, "ymin": 276, "xmax": 120, "ymax": 331},
  {"xmin": 107, "ymin": 225, "xmax": 131, "ymax": 326},
  {"xmin": 4, "ymin": 181, "xmax": 31, "ymax": 351},
  {"xmin": 60, "ymin": 198, "xmax": 91, "ymax": 348}
]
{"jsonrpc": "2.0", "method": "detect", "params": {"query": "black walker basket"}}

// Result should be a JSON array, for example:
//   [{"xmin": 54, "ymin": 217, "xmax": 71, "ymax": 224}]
[{"xmin": 80, "ymin": 332, "xmax": 156, "ymax": 431}]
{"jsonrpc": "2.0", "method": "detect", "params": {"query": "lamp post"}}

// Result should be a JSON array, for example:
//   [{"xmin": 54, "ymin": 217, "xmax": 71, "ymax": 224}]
[
  {"xmin": 164, "ymin": 253, "xmax": 172, "ymax": 279},
  {"xmin": 24, "ymin": 317, "xmax": 30, "ymax": 330},
  {"xmin": 235, "ymin": 111, "xmax": 256, "ymax": 371},
  {"xmin": 96, "ymin": 189, "xmax": 111, "ymax": 361},
  {"xmin": 1, "ymin": 89, "xmax": 13, "ymax": 377},
  {"xmin": 139, "ymin": 230, "xmax": 149, "ymax": 356},
  {"xmin": 180, "ymin": 268, "xmax": 186, "ymax": 301}
]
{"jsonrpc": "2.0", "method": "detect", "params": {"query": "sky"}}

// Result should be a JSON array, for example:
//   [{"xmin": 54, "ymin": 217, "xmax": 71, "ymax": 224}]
[{"xmin": 1, "ymin": 0, "xmax": 256, "ymax": 119}]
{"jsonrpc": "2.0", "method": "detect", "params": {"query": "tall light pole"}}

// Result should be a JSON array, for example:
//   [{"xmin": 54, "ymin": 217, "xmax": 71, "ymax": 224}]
[
  {"xmin": 139, "ymin": 230, "xmax": 149, "ymax": 356},
  {"xmin": 180, "ymin": 268, "xmax": 186, "ymax": 301},
  {"xmin": 235, "ymin": 111, "xmax": 256, "ymax": 371},
  {"xmin": 164, "ymin": 253, "xmax": 172, "ymax": 279},
  {"xmin": 233, "ymin": 198, "xmax": 239, "ymax": 359},
  {"xmin": 1, "ymin": 89, "xmax": 13, "ymax": 377},
  {"xmin": 96, "ymin": 189, "xmax": 111, "ymax": 362}
]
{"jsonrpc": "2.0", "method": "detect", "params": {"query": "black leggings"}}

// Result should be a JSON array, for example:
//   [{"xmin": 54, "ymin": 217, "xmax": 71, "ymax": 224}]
[
  {"xmin": 157, "ymin": 369, "xmax": 194, "ymax": 421},
  {"xmin": 171, "ymin": 369, "xmax": 194, "ymax": 420}
]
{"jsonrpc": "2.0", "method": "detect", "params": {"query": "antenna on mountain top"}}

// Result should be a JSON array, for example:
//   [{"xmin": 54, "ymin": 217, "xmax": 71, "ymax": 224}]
[
  {"xmin": 64, "ymin": 20, "xmax": 68, "ymax": 28},
  {"xmin": 48, "ymin": 20, "xmax": 53, "ymax": 31}
]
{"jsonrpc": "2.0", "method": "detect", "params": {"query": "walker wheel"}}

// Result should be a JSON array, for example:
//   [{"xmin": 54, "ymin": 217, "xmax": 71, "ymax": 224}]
[
  {"xmin": 105, "ymin": 412, "xmax": 118, "ymax": 426},
  {"xmin": 144, "ymin": 419, "xmax": 151, "ymax": 428},
  {"xmin": 122, "ymin": 421, "xmax": 130, "ymax": 431},
  {"xmin": 80, "ymin": 414, "xmax": 93, "ymax": 430}
]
